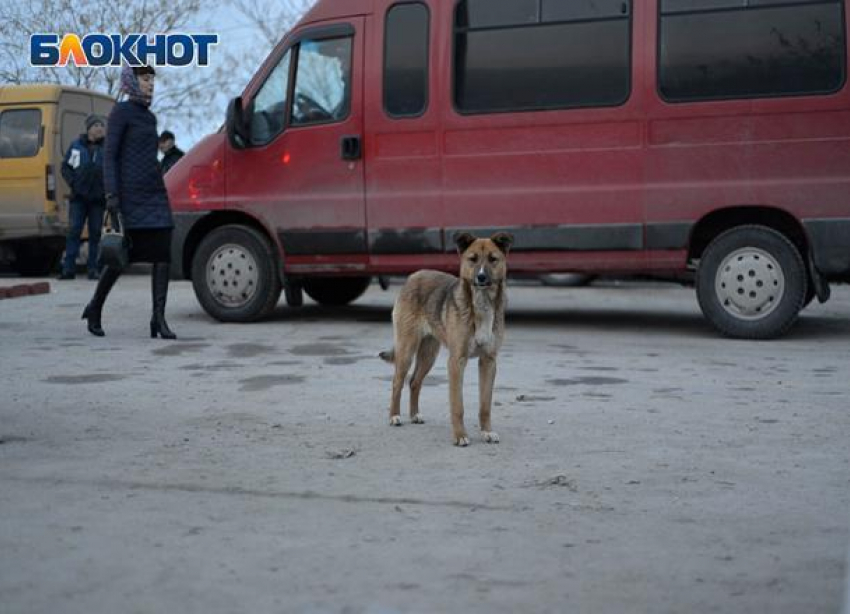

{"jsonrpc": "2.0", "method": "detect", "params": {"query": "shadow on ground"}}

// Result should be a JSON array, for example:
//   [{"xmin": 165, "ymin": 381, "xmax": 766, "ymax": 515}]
[{"xmin": 247, "ymin": 302, "xmax": 850, "ymax": 340}]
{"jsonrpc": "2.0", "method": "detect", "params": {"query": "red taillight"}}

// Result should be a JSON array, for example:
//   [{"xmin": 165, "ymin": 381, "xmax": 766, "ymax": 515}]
[{"xmin": 45, "ymin": 165, "xmax": 56, "ymax": 201}]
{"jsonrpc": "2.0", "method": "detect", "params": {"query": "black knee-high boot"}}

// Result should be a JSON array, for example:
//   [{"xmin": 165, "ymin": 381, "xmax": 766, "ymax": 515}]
[
  {"xmin": 81, "ymin": 266, "xmax": 121, "ymax": 337},
  {"xmin": 150, "ymin": 263, "xmax": 177, "ymax": 340}
]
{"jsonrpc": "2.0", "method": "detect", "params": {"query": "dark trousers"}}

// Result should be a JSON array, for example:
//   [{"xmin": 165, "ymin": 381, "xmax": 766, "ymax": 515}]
[{"xmin": 63, "ymin": 199, "xmax": 105, "ymax": 275}]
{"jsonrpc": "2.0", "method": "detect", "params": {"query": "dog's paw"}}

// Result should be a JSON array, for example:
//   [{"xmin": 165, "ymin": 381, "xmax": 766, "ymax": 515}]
[
  {"xmin": 410, "ymin": 414, "xmax": 425, "ymax": 424},
  {"xmin": 481, "ymin": 431, "xmax": 500, "ymax": 444},
  {"xmin": 390, "ymin": 416, "xmax": 403, "ymax": 427},
  {"xmin": 454, "ymin": 435, "xmax": 470, "ymax": 447}
]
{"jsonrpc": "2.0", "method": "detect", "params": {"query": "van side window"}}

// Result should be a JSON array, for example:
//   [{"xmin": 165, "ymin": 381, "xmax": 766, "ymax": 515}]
[
  {"xmin": 0, "ymin": 109, "xmax": 41, "ymax": 158},
  {"xmin": 291, "ymin": 36, "xmax": 353, "ymax": 126},
  {"xmin": 659, "ymin": 0, "xmax": 846, "ymax": 102},
  {"xmin": 251, "ymin": 50, "xmax": 292, "ymax": 145},
  {"xmin": 384, "ymin": 3, "xmax": 430, "ymax": 118},
  {"xmin": 453, "ymin": 0, "xmax": 631, "ymax": 114}
]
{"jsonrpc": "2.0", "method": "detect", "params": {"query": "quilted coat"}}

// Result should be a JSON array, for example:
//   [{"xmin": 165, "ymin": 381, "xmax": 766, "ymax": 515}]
[{"xmin": 103, "ymin": 100, "xmax": 174, "ymax": 229}]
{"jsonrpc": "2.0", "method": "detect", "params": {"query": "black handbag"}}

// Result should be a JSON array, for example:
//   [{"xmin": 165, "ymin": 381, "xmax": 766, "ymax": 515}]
[{"xmin": 99, "ymin": 210, "xmax": 130, "ymax": 269}]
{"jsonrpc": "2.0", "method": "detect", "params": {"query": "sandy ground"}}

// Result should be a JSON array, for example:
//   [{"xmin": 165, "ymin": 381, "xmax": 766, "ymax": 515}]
[{"xmin": 1, "ymin": 276, "xmax": 849, "ymax": 613}]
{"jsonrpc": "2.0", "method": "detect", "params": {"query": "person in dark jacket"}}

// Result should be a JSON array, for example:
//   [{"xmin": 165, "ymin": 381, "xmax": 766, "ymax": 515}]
[
  {"xmin": 158, "ymin": 130, "xmax": 184, "ymax": 175},
  {"xmin": 58, "ymin": 115, "xmax": 106, "ymax": 280},
  {"xmin": 82, "ymin": 64, "xmax": 177, "ymax": 340}
]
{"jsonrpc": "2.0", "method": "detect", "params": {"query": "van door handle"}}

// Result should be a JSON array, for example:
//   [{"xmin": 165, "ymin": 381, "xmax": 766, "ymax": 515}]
[{"xmin": 341, "ymin": 135, "xmax": 362, "ymax": 161}]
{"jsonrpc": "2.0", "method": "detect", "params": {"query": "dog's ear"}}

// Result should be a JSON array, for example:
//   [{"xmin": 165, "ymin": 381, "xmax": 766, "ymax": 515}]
[
  {"xmin": 491, "ymin": 232, "xmax": 514, "ymax": 255},
  {"xmin": 453, "ymin": 232, "xmax": 477, "ymax": 254}
]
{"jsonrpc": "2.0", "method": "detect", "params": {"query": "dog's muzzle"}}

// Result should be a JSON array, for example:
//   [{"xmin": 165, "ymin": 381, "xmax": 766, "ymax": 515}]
[{"xmin": 474, "ymin": 268, "xmax": 492, "ymax": 287}]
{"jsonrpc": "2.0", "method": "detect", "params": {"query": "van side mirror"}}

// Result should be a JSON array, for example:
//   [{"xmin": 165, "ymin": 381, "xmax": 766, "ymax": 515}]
[{"xmin": 226, "ymin": 97, "xmax": 250, "ymax": 149}]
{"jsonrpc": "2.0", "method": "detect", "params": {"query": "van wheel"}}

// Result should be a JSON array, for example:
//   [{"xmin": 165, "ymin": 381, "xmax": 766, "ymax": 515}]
[
  {"xmin": 539, "ymin": 273, "xmax": 596, "ymax": 287},
  {"xmin": 13, "ymin": 242, "xmax": 61, "ymax": 276},
  {"xmin": 191, "ymin": 225, "xmax": 281, "ymax": 322},
  {"xmin": 303, "ymin": 276, "xmax": 371, "ymax": 306},
  {"xmin": 696, "ymin": 225, "xmax": 807, "ymax": 339}
]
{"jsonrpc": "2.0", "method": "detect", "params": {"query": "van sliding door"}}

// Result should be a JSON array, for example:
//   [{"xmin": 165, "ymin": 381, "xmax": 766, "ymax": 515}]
[
  {"xmin": 442, "ymin": 0, "xmax": 645, "ymax": 272},
  {"xmin": 365, "ymin": 1, "xmax": 445, "ymax": 270}
]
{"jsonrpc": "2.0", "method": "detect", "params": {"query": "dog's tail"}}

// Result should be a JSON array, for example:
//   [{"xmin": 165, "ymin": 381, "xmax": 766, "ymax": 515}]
[{"xmin": 379, "ymin": 348, "xmax": 395, "ymax": 363}]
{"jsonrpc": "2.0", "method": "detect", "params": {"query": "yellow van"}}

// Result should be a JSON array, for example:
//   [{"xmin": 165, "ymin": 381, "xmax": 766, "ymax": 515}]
[{"xmin": 0, "ymin": 85, "xmax": 113, "ymax": 275}]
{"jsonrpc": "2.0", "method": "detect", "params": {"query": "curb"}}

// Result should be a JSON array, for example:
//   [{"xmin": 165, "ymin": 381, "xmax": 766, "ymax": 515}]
[{"xmin": 0, "ymin": 282, "xmax": 51, "ymax": 301}]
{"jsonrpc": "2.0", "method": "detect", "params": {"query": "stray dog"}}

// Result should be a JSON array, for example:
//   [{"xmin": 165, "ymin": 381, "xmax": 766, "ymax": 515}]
[{"xmin": 380, "ymin": 232, "xmax": 513, "ymax": 446}]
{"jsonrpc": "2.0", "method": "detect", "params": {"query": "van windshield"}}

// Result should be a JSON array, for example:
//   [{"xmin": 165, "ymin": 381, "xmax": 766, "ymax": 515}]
[{"xmin": 0, "ymin": 109, "xmax": 41, "ymax": 158}]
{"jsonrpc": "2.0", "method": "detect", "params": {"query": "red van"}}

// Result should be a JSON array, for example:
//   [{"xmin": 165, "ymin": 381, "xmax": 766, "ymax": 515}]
[{"xmin": 166, "ymin": 0, "xmax": 850, "ymax": 339}]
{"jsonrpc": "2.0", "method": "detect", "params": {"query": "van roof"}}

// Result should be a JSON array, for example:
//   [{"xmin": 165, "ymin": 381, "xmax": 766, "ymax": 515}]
[
  {"xmin": 299, "ymin": 0, "xmax": 374, "ymax": 25},
  {"xmin": 0, "ymin": 84, "xmax": 115, "ymax": 106}
]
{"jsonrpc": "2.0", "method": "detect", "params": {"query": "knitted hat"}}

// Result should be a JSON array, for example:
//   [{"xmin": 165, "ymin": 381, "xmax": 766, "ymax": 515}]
[{"xmin": 85, "ymin": 114, "xmax": 105, "ymax": 131}]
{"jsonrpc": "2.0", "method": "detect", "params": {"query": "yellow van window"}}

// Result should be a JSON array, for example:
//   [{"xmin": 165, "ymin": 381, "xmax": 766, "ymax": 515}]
[{"xmin": 0, "ymin": 109, "xmax": 42, "ymax": 158}]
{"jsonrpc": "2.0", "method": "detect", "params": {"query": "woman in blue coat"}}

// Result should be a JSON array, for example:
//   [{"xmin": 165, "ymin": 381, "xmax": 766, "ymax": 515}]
[{"xmin": 82, "ymin": 64, "xmax": 176, "ymax": 340}]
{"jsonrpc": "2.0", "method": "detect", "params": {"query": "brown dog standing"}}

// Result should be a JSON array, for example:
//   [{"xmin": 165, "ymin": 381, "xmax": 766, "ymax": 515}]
[{"xmin": 380, "ymin": 232, "xmax": 513, "ymax": 446}]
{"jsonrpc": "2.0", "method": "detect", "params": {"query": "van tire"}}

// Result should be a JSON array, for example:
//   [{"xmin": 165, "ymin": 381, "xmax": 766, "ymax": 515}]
[
  {"xmin": 13, "ymin": 242, "xmax": 61, "ymax": 276},
  {"xmin": 191, "ymin": 225, "xmax": 281, "ymax": 322},
  {"xmin": 303, "ymin": 276, "xmax": 372, "ymax": 306},
  {"xmin": 696, "ymin": 225, "xmax": 807, "ymax": 339},
  {"xmin": 539, "ymin": 273, "xmax": 596, "ymax": 287}
]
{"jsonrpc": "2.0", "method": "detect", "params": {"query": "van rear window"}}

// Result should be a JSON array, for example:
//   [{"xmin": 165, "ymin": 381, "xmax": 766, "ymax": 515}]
[
  {"xmin": 453, "ymin": 0, "xmax": 632, "ymax": 114},
  {"xmin": 659, "ymin": 0, "xmax": 846, "ymax": 101},
  {"xmin": 0, "ymin": 109, "xmax": 41, "ymax": 158},
  {"xmin": 62, "ymin": 111, "xmax": 88, "ymax": 153}
]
